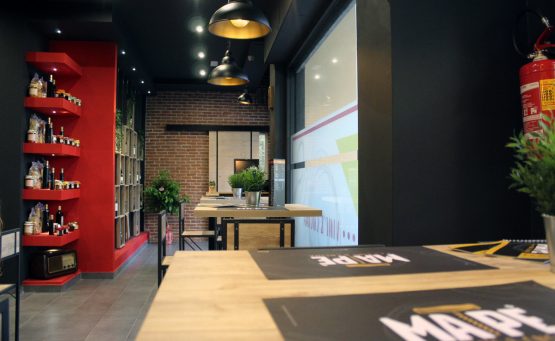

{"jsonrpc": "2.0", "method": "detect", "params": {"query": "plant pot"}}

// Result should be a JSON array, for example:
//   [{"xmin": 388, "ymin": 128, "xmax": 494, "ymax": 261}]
[
  {"xmin": 245, "ymin": 191, "xmax": 261, "ymax": 206},
  {"xmin": 542, "ymin": 214, "xmax": 555, "ymax": 273},
  {"xmin": 232, "ymin": 188, "xmax": 242, "ymax": 199}
]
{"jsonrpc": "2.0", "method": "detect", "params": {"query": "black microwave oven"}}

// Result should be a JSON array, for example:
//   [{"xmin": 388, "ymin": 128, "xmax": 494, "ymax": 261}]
[{"xmin": 30, "ymin": 249, "xmax": 78, "ymax": 279}]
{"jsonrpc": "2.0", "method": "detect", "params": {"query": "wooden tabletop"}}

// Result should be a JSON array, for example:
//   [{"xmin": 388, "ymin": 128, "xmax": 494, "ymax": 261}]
[
  {"xmin": 137, "ymin": 245, "xmax": 555, "ymax": 340},
  {"xmin": 193, "ymin": 203, "xmax": 322, "ymax": 218}
]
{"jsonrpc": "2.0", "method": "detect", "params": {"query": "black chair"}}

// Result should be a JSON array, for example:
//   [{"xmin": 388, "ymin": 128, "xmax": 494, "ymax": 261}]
[
  {"xmin": 179, "ymin": 202, "xmax": 221, "ymax": 250},
  {"xmin": 157, "ymin": 210, "xmax": 172, "ymax": 286}
]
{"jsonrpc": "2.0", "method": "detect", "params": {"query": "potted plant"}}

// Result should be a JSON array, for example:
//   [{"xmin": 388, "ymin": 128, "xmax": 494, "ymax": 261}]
[
  {"xmin": 144, "ymin": 170, "xmax": 189, "ymax": 215},
  {"xmin": 228, "ymin": 172, "xmax": 244, "ymax": 199},
  {"xmin": 507, "ymin": 114, "xmax": 555, "ymax": 272},
  {"xmin": 208, "ymin": 180, "xmax": 217, "ymax": 195},
  {"xmin": 241, "ymin": 166, "xmax": 266, "ymax": 206}
]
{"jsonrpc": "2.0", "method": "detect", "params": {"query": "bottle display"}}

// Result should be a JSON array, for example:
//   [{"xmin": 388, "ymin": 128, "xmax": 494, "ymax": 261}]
[
  {"xmin": 42, "ymin": 204, "xmax": 49, "ymax": 233},
  {"xmin": 59, "ymin": 168, "xmax": 64, "ymax": 182},
  {"xmin": 42, "ymin": 160, "xmax": 50, "ymax": 189},
  {"xmin": 48, "ymin": 214, "xmax": 54, "ymax": 235},
  {"xmin": 50, "ymin": 167, "xmax": 55, "ymax": 190},
  {"xmin": 55, "ymin": 206, "xmax": 64, "ymax": 226},
  {"xmin": 47, "ymin": 74, "xmax": 56, "ymax": 97}
]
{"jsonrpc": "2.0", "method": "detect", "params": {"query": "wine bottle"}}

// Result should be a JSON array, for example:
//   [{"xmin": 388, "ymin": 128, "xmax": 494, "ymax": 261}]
[
  {"xmin": 60, "ymin": 126, "xmax": 64, "ymax": 137},
  {"xmin": 42, "ymin": 160, "xmax": 50, "ymax": 189},
  {"xmin": 48, "ymin": 214, "xmax": 54, "ymax": 235},
  {"xmin": 45, "ymin": 118, "xmax": 52, "ymax": 143},
  {"xmin": 56, "ymin": 205, "xmax": 64, "ymax": 226},
  {"xmin": 59, "ymin": 168, "xmax": 64, "ymax": 182},
  {"xmin": 47, "ymin": 75, "xmax": 56, "ymax": 97},
  {"xmin": 50, "ymin": 167, "xmax": 55, "ymax": 190},
  {"xmin": 42, "ymin": 204, "xmax": 49, "ymax": 233}
]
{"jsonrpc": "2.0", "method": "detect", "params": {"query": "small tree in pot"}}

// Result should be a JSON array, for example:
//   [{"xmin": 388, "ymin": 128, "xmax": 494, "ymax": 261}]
[
  {"xmin": 228, "ymin": 172, "xmax": 244, "ymax": 199},
  {"xmin": 144, "ymin": 170, "xmax": 189, "ymax": 215},
  {"xmin": 241, "ymin": 166, "xmax": 266, "ymax": 206},
  {"xmin": 507, "ymin": 114, "xmax": 555, "ymax": 272}
]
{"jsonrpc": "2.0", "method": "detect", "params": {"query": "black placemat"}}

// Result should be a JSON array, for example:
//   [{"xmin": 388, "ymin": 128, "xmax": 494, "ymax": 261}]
[
  {"xmin": 250, "ymin": 246, "xmax": 495, "ymax": 280},
  {"xmin": 265, "ymin": 281, "xmax": 555, "ymax": 340}
]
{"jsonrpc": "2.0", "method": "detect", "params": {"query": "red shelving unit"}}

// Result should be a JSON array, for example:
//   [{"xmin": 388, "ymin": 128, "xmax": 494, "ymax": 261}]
[
  {"xmin": 23, "ymin": 143, "xmax": 80, "ymax": 157},
  {"xmin": 22, "ymin": 271, "xmax": 81, "ymax": 288},
  {"xmin": 25, "ymin": 52, "xmax": 83, "ymax": 78},
  {"xmin": 22, "ymin": 230, "xmax": 80, "ymax": 247},
  {"xmin": 22, "ymin": 189, "xmax": 80, "ymax": 201},
  {"xmin": 24, "ymin": 97, "xmax": 81, "ymax": 117}
]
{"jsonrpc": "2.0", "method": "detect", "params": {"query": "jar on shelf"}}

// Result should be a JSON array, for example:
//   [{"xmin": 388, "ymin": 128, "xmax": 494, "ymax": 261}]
[
  {"xmin": 24, "ymin": 175, "xmax": 35, "ymax": 189},
  {"xmin": 24, "ymin": 221, "xmax": 34, "ymax": 235},
  {"xmin": 27, "ymin": 130, "xmax": 38, "ymax": 143}
]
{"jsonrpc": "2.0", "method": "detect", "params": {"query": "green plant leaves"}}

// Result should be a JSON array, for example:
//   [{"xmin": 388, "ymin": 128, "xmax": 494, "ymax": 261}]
[
  {"xmin": 507, "ymin": 114, "xmax": 555, "ymax": 215},
  {"xmin": 241, "ymin": 166, "xmax": 266, "ymax": 192},
  {"xmin": 228, "ymin": 172, "xmax": 245, "ymax": 188},
  {"xmin": 144, "ymin": 170, "xmax": 190, "ymax": 214}
]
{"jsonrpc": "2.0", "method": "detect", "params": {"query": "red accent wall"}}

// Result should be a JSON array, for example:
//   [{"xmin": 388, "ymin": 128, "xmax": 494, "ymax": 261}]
[{"xmin": 49, "ymin": 41, "xmax": 120, "ymax": 273}]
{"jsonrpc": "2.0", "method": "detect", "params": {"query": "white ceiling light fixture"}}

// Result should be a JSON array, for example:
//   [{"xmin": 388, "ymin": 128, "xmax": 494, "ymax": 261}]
[
  {"xmin": 132, "ymin": 67, "xmax": 136, "ymax": 71},
  {"xmin": 331, "ymin": 58, "xmax": 338, "ymax": 64},
  {"xmin": 314, "ymin": 74, "xmax": 321, "ymax": 80},
  {"xmin": 198, "ymin": 51, "xmax": 206, "ymax": 59},
  {"xmin": 195, "ymin": 25, "xmax": 204, "ymax": 33},
  {"xmin": 121, "ymin": 50, "xmax": 126, "ymax": 55},
  {"xmin": 199, "ymin": 69, "xmax": 207, "ymax": 77},
  {"xmin": 55, "ymin": 28, "xmax": 62, "ymax": 34}
]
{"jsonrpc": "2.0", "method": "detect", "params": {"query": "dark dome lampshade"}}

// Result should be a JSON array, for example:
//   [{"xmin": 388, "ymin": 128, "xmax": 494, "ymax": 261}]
[
  {"xmin": 237, "ymin": 90, "xmax": 253, "ymax": 105},
  {"xmin": 208, "ymin": 0, "xmax": 271, "ymax": 39},
  {"xmin": 208, "ymin": 50, "xmax": 249, "ymax": 86}
]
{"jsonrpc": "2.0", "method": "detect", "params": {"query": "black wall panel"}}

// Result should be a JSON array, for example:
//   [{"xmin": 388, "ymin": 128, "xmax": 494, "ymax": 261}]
[{"xmin": 357, "ymin": 0, "xmax": 552, "ymax": 245}]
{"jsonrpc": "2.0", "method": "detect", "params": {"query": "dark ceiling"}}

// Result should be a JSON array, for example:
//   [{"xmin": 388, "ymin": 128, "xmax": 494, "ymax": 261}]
[{"xmin": 9, "ymin": 0, "xmax": 333, "ymax": 91}]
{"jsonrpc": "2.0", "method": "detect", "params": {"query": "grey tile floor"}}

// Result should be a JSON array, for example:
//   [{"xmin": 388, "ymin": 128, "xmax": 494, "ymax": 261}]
[{"xmin": 13, "ymin": 241, "xmax": 194, "ymax": 341}]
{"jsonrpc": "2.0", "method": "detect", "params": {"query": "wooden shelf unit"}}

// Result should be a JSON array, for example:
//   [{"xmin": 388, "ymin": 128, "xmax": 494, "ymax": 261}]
[{"xmin": 115, "ymin": 124, "xmax": 144, "ymax": 249}]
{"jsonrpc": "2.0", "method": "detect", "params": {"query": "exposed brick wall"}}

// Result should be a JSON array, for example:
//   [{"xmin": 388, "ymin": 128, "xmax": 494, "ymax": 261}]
[{"xmin": 145, "ymin": 90, "xmax": 269, "ymax": 243}]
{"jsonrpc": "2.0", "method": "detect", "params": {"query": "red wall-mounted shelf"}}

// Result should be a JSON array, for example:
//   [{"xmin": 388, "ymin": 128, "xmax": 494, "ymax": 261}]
[
  {"xmin": 22, "ymin": 189, "xmax": 80, "ymax": 201},
  {"xmin": 23, "ymin": 270, "xmax": 81, "ymax": 287},
  {"xmin": 23, "ymin": 143, "xmax": 80, "ymax": 157},
  {"xmin": 24, "ymin": 97, "xmax": 81, "ymax": 117},
  {"xmin": 25, "ymin": 52, "xmax": 83, "ymax": 78},
  {"xmin": 22, "ymin": 230, "xmax": 80, "ymax": 247}
]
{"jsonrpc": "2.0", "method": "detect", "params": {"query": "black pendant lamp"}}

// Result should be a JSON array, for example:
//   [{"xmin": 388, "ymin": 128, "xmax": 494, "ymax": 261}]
[
  {"xmin": 208, "ymin": 49, "xmax": 249, "ymax": 86},
  {"xmin": 237, "ymin": 90, "xmax": 253, "ymax": 105},
  {"xmin": 209, "ymin": 0, "xmax": 271, "ymax": 39}
]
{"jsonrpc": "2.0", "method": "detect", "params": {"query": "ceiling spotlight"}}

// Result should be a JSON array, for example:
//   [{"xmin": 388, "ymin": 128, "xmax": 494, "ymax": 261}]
[
  {"xmin": 140, "ymin": 80, "xmax": 145, "ymax": 84},
  {"xmin": 314, "ymin": 74, "xmax": 321, "ymax": 80},
  {"xmin": 237, "ymin": 90, "xmax": 253, "ymax": 105},
  {"xmin": 147, "ymin": 90, "xmax": 151, "ymax": 94},
  {"xmin": 121, "ymin": 50, "xmax": 126, "ymax": 55},
  {"xmin": 198, "ymin": 51, "xmax": 206, "ymax": 59},
  {"xmin": 55, "ymin": 28, "xmax": 62, "ymax": 35},
  {"xmin": 52, "ymin": 67, "xmax": 58, "ymax": 72},
  {"xmin": 199, "ymin": 70, "xmax": 207, "ymax": 77},
  {"xmin": 331, "ymin": 58, "xmax": 338, "ymax": 64},
  {"xmin": 195, "ymin": 25, "xmax": 204, "ymax": 33},
  {"xmin": 207, "ymin": 49, "xmax": 249, "ymax": 86},
  {"xmin": 132, "ymin": 67, "xmax": 136, "ymax": 71},
  {"xmin": 208, "ymin": 0, "xmax": 271, "ymax": 39}
]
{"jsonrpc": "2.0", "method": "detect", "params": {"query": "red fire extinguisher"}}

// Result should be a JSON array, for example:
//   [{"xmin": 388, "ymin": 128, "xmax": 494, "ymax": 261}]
[{"xmin": 518, "ymin": 13, "xmax": 555, "ymax": 137}]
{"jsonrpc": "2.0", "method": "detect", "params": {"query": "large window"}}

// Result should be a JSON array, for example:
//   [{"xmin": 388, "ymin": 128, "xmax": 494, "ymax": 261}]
[{"xmin": 292, "ymin": 3, "xmax": 358, "ymax": 246}]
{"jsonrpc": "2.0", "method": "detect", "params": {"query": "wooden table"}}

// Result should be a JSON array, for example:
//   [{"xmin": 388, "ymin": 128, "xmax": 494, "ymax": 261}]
[
  {"xmin": 194, "ymin": 204, "xmax": 322, "ymax": 250},
  {"xmin": 137, "ymin": 246, "xmax": 555, "ymax": 340}
]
